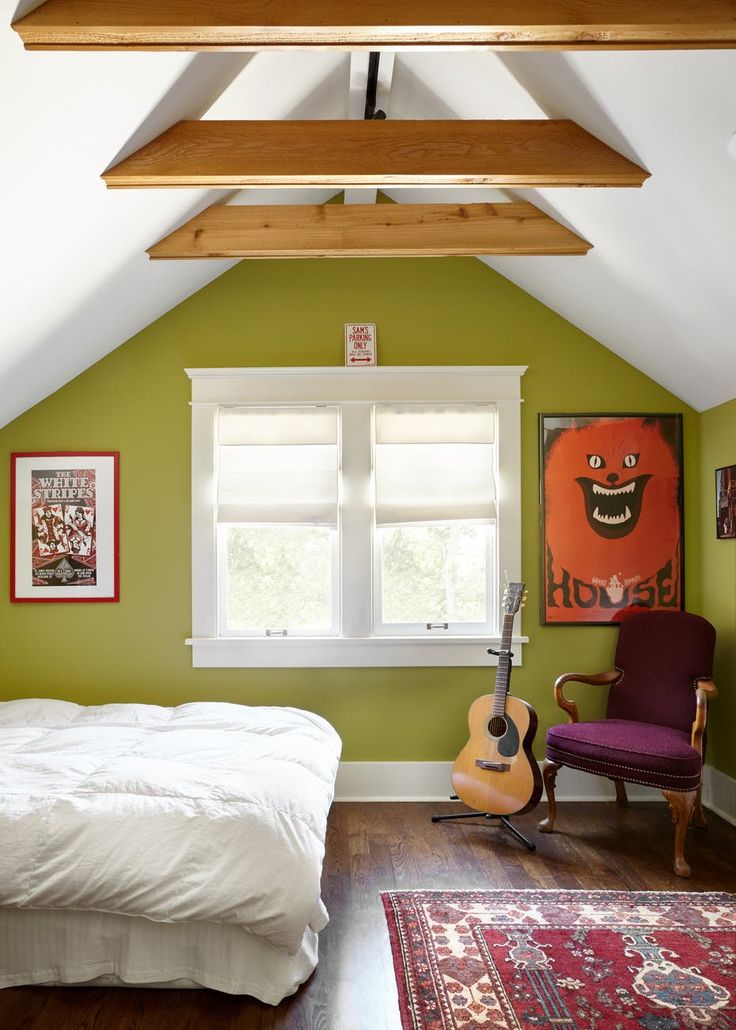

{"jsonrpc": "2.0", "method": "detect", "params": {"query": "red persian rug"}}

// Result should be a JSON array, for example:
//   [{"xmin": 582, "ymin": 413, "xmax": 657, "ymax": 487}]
[{"xmin": 382, "ymin": 889, "xmax": 735, "ymax": 1029}]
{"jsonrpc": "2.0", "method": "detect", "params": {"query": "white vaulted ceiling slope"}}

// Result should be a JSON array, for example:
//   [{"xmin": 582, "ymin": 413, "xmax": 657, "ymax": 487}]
[{"xmin": 2, "ymin": 11, "xmax": 736, "ymax": 425}]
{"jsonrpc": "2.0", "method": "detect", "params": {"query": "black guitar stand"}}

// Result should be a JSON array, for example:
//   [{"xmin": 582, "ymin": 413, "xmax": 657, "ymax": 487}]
[
  {"xmin": 431, "ymin": 799, "xmax": 536, "ymax": 851},
  {"xmin": 431, "ymin": 642, "xmax": 535, "ymax": 853}
]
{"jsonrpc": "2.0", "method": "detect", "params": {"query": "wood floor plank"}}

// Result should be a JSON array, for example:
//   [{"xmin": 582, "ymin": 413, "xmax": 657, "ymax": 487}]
[
  {"xmin": 147, "ymin": 202, "xmax": 592, "ymax": 259},
  {"xmin": 2, "ymin": 801, "xmax": 734, "ymax": 1029},
  {"xmin": 13, "ymin": 0, "xmax": 736, "ymax": 51},
  {"xmin": 103, "ymin": 120, "xmax": 649, "ymax": 190}
]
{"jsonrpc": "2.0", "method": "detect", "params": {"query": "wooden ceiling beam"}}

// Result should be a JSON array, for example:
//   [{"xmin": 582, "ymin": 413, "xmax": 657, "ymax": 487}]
[
  {"xmin": 104, "ymin": 120, "xmax": 649, "ymax": 190},
  {"xmin": 13, "ymin": 0, "xmax": 736, "ymax": 51},
  {"xmin": 146, "ymin": 202, "xmax": 592, "ymax": 259}
]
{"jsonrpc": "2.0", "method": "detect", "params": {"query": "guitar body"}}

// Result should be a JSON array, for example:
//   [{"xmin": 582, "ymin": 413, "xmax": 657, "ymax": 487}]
[{"xmin": 451, "ymin": 693, "xmax": 542, "ymax": 816}]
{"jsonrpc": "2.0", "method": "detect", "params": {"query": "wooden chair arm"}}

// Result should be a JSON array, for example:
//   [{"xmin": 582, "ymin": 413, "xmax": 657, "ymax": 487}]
[
  {"xmin": 691, "ymin": 679, "xmax": 718, "ymax": 754},
  {"xmin": 553, "ymin": 670, "xmax": 622, "ymax": 723}
]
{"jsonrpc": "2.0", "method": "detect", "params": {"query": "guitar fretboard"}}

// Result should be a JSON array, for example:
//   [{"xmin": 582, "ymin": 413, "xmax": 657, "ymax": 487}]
[{"xmin": 490, "ymin": 607, "xmax": 516, "ymax": 718}]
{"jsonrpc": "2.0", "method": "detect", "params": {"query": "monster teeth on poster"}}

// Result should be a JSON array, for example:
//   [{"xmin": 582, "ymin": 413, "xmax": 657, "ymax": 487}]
[{"xmin": 540, "ymin": 414, "xmax": 684, "ymax": 625}]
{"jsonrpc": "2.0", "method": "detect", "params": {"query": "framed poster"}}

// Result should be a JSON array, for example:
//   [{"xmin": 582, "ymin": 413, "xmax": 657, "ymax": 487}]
[
  {"xmin": 716, "ymin": 464, "xmax": 736, "ymax": 539},
  {"xmin": 540, "ymin": 415, "xmax": 683, "ymax": 625},
  {"xmin": 11, "ymin": 452, "xmax": 119, "ymax": 603}
]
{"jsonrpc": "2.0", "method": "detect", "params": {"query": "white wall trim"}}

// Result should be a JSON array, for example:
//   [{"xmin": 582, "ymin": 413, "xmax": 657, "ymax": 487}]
[
  {"xmin": 334, "ymin": 761, "xmax": 736, "ymax": 813},
  {"xmin": 186, "ymin": 635, "xmax": 529, "ymax": 668},
  {"xmin": 334, "ymin": 761, "xmax": 663, "ymax": 803},
  {"xmin": 702, "ymin": 764, "xmax": 736, "ymax": 826},
  {"xmin": 186, "ymin": 364, "xmax": 529, "ymax": 382}
]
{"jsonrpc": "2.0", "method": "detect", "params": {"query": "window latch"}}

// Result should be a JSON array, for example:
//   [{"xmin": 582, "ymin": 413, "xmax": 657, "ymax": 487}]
[
  {"xmin": 266, "ymin": 629, "xmax": 288, "ymax": 637},
  {"xmin": 426, "ymin": 622, "xmax": 449, "ymax": 630}
]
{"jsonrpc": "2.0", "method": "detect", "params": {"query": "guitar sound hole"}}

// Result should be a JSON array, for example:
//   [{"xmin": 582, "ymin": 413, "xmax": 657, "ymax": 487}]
[{"xmin": 488, "ymin": 716, "xmax": 507, "ymax": 738}]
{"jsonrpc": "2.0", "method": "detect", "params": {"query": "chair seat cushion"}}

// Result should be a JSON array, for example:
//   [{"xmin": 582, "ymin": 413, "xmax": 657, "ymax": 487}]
[{"xmin": 545, "ymin": 719, "xmax": 702, "ymax": 792}]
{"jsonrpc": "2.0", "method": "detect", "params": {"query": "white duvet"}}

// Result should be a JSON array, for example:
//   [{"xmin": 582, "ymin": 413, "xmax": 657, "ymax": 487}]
[{"xmin": 0, "ymin": 699, "xmax": 341, "ymax": 955}]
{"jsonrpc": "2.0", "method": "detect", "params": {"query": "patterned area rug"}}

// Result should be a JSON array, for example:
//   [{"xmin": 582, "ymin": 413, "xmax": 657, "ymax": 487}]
[{"xmin": 382, "ymin": 889, "xmax": 735, "ymax": 1029}]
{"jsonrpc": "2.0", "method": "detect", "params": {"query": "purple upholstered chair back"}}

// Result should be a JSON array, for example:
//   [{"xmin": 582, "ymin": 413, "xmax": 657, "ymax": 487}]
[{"xmin": 606, "ymin": 611, "xmax": 716, "ymax": 734}]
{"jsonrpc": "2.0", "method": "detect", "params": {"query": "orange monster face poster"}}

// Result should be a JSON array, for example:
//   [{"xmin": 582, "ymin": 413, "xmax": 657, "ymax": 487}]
[{"xmin": 541, "ymin": 414, "xmax": 683, "ymax": 624}]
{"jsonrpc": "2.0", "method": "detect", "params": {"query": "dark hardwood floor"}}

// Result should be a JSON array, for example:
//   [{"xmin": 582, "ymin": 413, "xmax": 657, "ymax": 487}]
[{"xmin": 2, "ymin": 801, "xmax": 734, "ymax": 1029}]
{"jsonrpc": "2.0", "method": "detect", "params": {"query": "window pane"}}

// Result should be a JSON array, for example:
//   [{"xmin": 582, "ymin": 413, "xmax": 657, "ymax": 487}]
[
  {"xmin": 379, "ymin": 524, "xmax": 490, "ymax": 624},
  {"xmin": 223, "ymin": 526, "xmax": 333, "ymax": 632}
]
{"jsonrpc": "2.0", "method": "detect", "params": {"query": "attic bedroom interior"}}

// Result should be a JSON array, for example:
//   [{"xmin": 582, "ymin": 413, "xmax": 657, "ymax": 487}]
[{"xmin": 2, "ymin": 3, "xmax": 736, "ymax": 1028}]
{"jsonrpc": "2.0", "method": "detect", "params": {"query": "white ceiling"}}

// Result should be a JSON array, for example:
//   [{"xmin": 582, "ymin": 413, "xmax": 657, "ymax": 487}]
[{"xmin": 3, "ymin": 8, "xmax": 736, "ymax": 426}]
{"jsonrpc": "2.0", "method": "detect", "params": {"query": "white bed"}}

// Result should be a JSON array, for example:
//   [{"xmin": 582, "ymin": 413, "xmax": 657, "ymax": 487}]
[{"xmin": 0, "ymin": 698, "xmax": 341, "ymax": 1001}]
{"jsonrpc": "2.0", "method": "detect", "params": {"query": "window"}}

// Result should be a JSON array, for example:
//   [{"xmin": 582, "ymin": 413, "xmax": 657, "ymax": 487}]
[
  {"xmin": 188, "ymin": 367, "xmax": 525, "ymax": 668},
  {"xmin": 216, "ymin": 407, "xmax": 340, "ymax": 636},
  {"xmin": 373, "ymin": 406, "xmax": 496, "ymax": 636}
]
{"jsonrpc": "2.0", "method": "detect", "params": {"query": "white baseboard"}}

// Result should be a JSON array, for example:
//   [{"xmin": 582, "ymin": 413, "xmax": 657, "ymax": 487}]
[
  {"xmin": 336, "ymin": 762, "xmax": 456, "ymax": 802},
  {"xmin": 702, "ymin": 765, "xmax": 736, "ymax": 826},
  {"xmin": 334, "ymin": 761, "xmax": 662, "ymax": 803},
  {"xmin": 335, "ymin": 761, "xmax": 736, "ymax": 817}
]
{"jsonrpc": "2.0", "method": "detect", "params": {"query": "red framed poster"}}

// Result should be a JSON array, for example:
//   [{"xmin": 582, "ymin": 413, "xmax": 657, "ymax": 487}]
[
  {"xmin": 10, "ymin": 452, "xmax": 119, "ymax": 603},
  {"xmin": 540, "ymin": 415, "xmax": 683, "ymax": 625}
]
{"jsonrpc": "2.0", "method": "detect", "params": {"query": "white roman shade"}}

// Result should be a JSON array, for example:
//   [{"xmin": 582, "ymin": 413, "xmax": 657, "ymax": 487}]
[
  {"xmin": 374, "ymin": 405, "xmax": 496, "ymax": 526},
  {"xmin": 217, "ymin": 406, "xmax": 339, "ymax": 525}
]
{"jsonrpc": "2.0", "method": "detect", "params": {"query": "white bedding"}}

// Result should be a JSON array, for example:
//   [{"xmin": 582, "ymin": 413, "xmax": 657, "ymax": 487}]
[
  {"xmin": 0, "ymin": 698, "xmax": 341, "ymax": 956},
  {"xmin": 0, "ymin": 907, "xmax": 319, "ymax": 1001}
]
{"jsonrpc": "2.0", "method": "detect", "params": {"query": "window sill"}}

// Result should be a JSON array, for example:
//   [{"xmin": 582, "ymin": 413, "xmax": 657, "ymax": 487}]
[{"xmin": 185, "ymin": 636, "xmax": 528, "ymax": 668}]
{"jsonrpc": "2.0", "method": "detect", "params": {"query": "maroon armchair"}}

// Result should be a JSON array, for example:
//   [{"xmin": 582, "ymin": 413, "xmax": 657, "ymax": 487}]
[{"xmin": 538, "ymin": 610, "xmax": 718, "ymax": 878}]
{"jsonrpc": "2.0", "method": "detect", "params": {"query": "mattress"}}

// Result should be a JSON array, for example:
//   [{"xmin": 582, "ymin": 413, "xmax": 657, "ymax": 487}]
[{"xmin": 0, "ymin": 698, "xmax": 341, "ymax": 1000}]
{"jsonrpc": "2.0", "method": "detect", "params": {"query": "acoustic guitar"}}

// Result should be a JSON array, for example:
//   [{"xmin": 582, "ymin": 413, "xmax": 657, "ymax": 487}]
[{"xmin": 451, "ymin": 582, "xmax": 542, "ymax": 817}]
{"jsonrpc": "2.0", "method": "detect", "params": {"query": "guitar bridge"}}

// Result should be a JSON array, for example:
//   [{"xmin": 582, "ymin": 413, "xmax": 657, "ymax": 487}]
[{"xmin": 475, "ymin": 759, "xmax": 511, "ymax": 772}]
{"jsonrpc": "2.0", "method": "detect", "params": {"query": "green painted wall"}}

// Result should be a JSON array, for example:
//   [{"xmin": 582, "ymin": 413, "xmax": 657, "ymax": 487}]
[
  {"xmin": 0, "ymin": 257, "xmax": 706, "ymax": 765},
  {"xmin": 698, "ymin": 398, "xmax": 736, "ymax": 778}
]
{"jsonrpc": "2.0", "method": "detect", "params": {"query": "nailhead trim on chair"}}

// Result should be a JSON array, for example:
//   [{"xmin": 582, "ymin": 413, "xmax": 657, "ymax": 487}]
[{"xmin": 546, "ymin": 746, "xmax": 701, "ymax": 791}]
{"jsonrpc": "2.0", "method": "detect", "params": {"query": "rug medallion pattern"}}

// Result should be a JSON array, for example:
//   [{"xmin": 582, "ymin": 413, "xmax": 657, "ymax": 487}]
[{"xmin": 382, "ymin": 889, "xmax": 735, "ymax": 1029}]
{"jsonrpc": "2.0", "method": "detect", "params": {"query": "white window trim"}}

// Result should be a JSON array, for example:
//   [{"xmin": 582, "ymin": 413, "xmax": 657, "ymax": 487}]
[{"xmin": 186, "ymin": 366, "xmax": 527, "ymax": 668}]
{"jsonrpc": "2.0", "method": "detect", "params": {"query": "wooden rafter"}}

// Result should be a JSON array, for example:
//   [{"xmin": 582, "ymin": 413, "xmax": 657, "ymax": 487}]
[
  {"xmin": 146, "ymin": 202, "xmax": 593, "ymax": 259},
  {"xmin": 13, "ymin": 0, "xmax": 736, "ymax": 51},
  {"xmin": 103, "ymin": 120, "xmax": 649, "ymax": 190}
]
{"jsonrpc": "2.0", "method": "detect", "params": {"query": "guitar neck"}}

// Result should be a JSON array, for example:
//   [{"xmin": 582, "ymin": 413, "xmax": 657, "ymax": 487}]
[{"xmin": 491, "ymin": 611, "xmax": 515, "ymax": 716}]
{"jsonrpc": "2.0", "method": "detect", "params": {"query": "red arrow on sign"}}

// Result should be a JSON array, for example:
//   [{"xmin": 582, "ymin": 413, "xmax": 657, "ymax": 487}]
[{"xmin": 350, "ymin": 356, "xmax": 373, "ymax": 364}]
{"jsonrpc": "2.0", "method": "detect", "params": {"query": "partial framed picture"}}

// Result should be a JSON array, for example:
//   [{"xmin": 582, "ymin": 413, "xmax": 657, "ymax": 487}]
[
  {"xmin": 540, "ymin": 415, "xmax": 683, "ymax": 625},
  {"xmin": 716, "ymin": 464, "xmax": 736, "ymax": 540},
  {"xmin": 11, "ymin": 452, "xmax": 119, "ymax": 603}
]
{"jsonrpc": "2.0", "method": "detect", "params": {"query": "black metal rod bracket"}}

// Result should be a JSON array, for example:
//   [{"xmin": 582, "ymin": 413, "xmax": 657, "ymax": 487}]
[{"xmin": 364, "ymin": 52, "xmax": 386, "ymax": 120}]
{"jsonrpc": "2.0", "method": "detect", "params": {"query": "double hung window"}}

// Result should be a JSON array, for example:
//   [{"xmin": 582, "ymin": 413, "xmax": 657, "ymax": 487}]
[
  {"xmin": 373, "ymin": 405, "xmax": 496, "ymax": 636},
  {"xmin": 188, "ymin": 367, "xmax": 524, "ymax": 668},
  {"xmin": 217, "ymin": 406, "xmax": 339, "ymax": 636}
]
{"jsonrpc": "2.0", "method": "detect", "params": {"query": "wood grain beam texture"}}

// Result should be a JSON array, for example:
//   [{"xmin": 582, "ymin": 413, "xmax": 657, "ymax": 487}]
[
  {"xmin": 147, "ymin": 202, "xmax": 592, "ymax": 259},
  {"xmin": 103, "ymin": 120, "xmax": 649, "ymax": 190},
  {"xmin": 13, "ymin": 0, "xmax": 736, "ymax": 51}
]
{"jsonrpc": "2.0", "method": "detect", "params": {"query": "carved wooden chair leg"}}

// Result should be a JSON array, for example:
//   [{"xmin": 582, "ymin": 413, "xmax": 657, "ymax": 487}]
[
  {"xmin": 663, "ymin": 789, "xmax": 697, "ymax": 878},
  {"xmin": 692, "ymin": 781, "xmax": 708, "ymax": 829},
  {"xmin": 538, "ymin": 760, "xmax": 562, "ymax": 833},
  {"xmin": 613, "ymin": 780, "xmax": 629, "ymax": 808}
]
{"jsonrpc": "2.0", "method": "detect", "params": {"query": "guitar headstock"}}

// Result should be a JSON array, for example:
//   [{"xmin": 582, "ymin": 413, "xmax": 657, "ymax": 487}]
[{"xmin": 502, "ymin": 580, "xmax": 527, "ymax": 617}]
